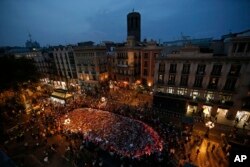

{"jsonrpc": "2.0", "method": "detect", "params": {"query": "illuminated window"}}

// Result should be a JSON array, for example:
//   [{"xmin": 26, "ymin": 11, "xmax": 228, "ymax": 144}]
[
  {"xmin": 167, "ymin": 87, "xmax": 174, "ymax": 94},
  {"xmin": 190, "ymin": 90, "xmax": 199, "ymax": 99},
  {"xmin": 206, "ymin": 92, "xmax": 214, "ymax": 101},
  {"xmin": 177, "ymin": 88, "xmax": 187, "ymax": 95}
]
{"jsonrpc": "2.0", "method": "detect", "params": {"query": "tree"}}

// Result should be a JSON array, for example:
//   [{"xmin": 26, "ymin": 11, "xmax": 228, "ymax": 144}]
[{"xmin": 0, "ymin": 56, "xmax": 40, "ymax": 91}]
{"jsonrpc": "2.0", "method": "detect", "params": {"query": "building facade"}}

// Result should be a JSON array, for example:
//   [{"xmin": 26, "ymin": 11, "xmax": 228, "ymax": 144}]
[
  {"xmin": 140, "ymin": 40, "xmax": 162, "ymax": 87},
  {"xmin": 53, "ymin": 46, "xmax": 78, "ymax": 89},
  {"xmin": 153, "ymin": 31, "xmax": 250, "ymax": 127},
  {"xmin": 34, "ymin": 48, "xmax": 57, "ymax": 84},
  {"xmin": 74, "ymin": 45, "xmax": 108, "ymax": 89}
]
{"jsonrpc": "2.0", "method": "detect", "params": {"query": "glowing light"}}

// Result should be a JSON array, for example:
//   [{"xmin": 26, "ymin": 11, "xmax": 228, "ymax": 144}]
[
  {"xmin": 86, "ymin": 75, "xmax": 90, "ymax": 81},
  {"xmin": 64, "ymin": 118, "xmax": 71, "ymax": 125},
  {"xmin": 205, "ymin": 121, "xmax": 215, "ymax": 129},
  {"xmin": 147, "ymin": 82, "xmax": 152, "ymax": 87},
  {"xmin": 101, "ymin": 97, "xmax": 106, "ymax": 102},
  {"xmin": 136, "ymin": 80, "xmax": 141, "ymax": 84}
]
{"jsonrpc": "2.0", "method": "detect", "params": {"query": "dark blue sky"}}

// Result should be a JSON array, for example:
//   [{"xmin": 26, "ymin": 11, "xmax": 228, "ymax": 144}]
[{"xmin": 0, "ymin": 0, "xmax": 250, "ymax": 46}]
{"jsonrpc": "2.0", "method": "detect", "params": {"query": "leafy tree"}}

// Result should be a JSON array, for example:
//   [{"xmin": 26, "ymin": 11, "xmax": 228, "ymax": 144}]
[{"xmin": 0, "ymin": 56, "xmax": 40, "ymax": 91}]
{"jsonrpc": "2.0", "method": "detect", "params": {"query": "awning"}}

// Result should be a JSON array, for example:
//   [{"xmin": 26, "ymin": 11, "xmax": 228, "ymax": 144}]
[{"xmin": 51, "ymin": 91, "xmax": 73, "ymax": 100}]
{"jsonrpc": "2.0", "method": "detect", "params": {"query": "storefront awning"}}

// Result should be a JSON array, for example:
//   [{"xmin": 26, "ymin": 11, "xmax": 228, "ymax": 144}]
[{"xmin": 51, "ymin": 91, "xmax": 73, "ymax": 100}]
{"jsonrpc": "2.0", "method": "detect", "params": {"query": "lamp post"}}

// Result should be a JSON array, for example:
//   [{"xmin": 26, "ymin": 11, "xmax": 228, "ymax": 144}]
[{"xmin": 205, "ymin": 121, "xmax": 215, "ymax": 138}]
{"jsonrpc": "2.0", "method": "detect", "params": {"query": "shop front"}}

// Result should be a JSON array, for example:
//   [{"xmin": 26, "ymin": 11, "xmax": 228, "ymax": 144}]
[
  {"xmin": 186, "ymin": 102, "xmax": 198, "ymax": 116},
  {"xmin": 202, "ymin": 105, "xmax": 212, "ymax": 118},
  {"xmin": 235, "ymin": 111, "xmax": 250, "ymax": 124},
  {"xmin": 216, "ymin": 107, "xmax": 234, "ymax": 125}
]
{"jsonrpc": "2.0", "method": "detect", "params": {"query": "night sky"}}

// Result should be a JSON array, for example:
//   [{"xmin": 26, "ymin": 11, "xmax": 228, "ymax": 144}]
[{"xmin": 0, "ymin": 0, "xmax": 250, "ymax": 46}]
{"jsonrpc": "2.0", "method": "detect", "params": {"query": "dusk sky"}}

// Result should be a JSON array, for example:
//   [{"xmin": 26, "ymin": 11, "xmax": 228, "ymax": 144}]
[{"xmin": 0, "ymin": 0, "xmax": 250, "ymax": 47}]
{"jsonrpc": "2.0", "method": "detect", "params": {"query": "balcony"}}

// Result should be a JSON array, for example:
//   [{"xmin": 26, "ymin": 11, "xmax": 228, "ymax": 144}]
[
  {"xmin": 193, "ymin": 85, "xmax": 203, "ymax": 89},
  {"xmin": 154, "ymin": 92, "xmax": 192, "ymax": 100}
]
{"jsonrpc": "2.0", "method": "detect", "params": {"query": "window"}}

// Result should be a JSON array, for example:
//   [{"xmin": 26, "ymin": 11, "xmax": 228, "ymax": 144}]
[
  {"xmin": 143, "ymin": 69, "xmax": 148, "ymax": 76},
  {"xmin": 190, "ymin": 90, "xmax": 199, "ymax": 99},
  {"xmin": 219, "ymin": 94, "xmax": 232, "ymax": 103},
  {"xmin": 224, "ymin": 78, "xmax": 237, "ymax": 91},
  {"xmin": 228, "ymin": 64, "xmax": 241, "ymax": 76},
  {"xmin": 158, "ymin": 74, "xmax": 164, "ymax": 84},
  {"xmin": 177, "ymin": 88, "xmax": 187, "ymax": 95},
  {"xmin": 168, "ymin": 74, "xmax": 175, "ymax": 85},
  {"xmin": 159, "ymin": 63, "xmax": 165, "ymax": 73},
  {"xmin": 144, "ymin": 61, "xmax": 148, "ymax": 67},
  {"xmin": 237, "ymin": 43, "xmax": 246, "ymax": 53},
  {"xmin": 144, "ymin": 53, "xmax": 149, "ymax": 59},
  {"xmin": 167, "ymin": 87, "xmax": 174, "ymax": 94},
  {"xmin": 232, "ymin": 43, "xmax": 237, "ymax": 53},
  {"xmin": 169, "ymin": 64, "xmax": 177, "ymax": 73},
  {"xmin": 193, "ymin": 76, "xmax": 203, "ymax": 88},
  {"xmin": 154, "ymin": 53, "xmax": 158, "ymax": 59},
  {"xmin": 211, "ymin": 64, "xmax": 222, "ymax": 76},
  {"xmin": 182, "ymin": 64, "xmax": 190, "ymax": 74},
  {"xmin": 208, "ymin": 77, "xmax": 219, "ymax": 89},
  {"xmin": 206, "ymin": 92, "xmax": 214, "ymax": 101},
  {"xmin": 134, "ymin": 53, "xmax": 137, "ymax": 59},
  {"xmin": 196, "ymin": 64, "xmax": 206, "ymax": 75},
  {"xmin": 180, "ymin": 75, "xmax": 189, "ymax": 86}
]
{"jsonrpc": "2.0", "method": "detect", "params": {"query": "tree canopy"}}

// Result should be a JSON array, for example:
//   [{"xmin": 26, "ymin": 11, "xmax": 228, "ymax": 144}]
[{"xmin": 0, "ymin": 56, "xmax": 40, "ymax": 91}]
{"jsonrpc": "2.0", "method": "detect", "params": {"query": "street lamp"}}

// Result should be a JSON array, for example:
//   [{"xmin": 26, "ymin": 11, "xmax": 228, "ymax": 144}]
[{"xmin": 205, "ymin": 121, "xmax": 215, "ymax": 138}]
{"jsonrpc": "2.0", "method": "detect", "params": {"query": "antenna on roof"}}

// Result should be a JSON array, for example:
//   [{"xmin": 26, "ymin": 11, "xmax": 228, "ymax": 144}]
[
  {"xmin": 28, "ymin": 32, "xmax": 32, "ymax": 41},
  {"xmin": 132, "ymin": 8, "xmax": 134, "ymax": 12}
]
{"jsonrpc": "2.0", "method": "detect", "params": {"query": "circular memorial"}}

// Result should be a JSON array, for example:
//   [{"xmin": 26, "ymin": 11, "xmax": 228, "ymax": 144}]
[{"xmin": 59, "ymin": 108, "xmax": 163, "ymax": 158}]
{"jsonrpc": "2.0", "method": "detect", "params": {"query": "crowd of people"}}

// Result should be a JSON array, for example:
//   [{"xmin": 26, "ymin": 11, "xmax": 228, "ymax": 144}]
[
  {"xmin": 59, "ymin": 108, "xmax": 163, "ymax": 159},
  {"xmin": 1, "ymin": 85, "xmax": 198, "ymax": 167}
]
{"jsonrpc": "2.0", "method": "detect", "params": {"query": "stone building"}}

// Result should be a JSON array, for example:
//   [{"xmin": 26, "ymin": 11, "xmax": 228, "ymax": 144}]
[{"xmin": 153, "ymin": 30, "xmax": 250, "ymax": 127}]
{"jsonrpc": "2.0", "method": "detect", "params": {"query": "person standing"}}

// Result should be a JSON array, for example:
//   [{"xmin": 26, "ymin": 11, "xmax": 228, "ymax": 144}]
[
  {"xmin": 196, "ymin": 148, "xmax": 200, "ymax": 156},
  {"xmin": 211, "ymin": 144, "xmax": 215, "ymax": 153},
  {"xmin": 243, "ymin": 122, "xmax": 247, "ymax": 129}
]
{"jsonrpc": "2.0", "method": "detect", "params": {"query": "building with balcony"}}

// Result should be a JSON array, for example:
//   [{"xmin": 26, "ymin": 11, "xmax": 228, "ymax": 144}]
[
  {"xmin": 153, "ymin": 30, "xmax": 250, "ymax": 127},
  {"xmin": 53, "ymin": 46, "xmax": 78, "ymax": 89},
  {"xmin": 74, "ymin": 45, "xmax": 108, "ymax": 90},
  {"xmin": 33, "ymin": 48, "xmax": 57, "ymax": 84},
  {"xmin": 140, "ymin": 40, "xmax": 162, "ymax": 87}
]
